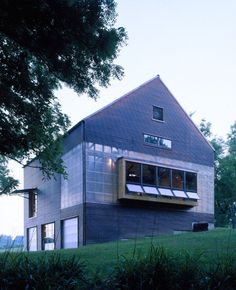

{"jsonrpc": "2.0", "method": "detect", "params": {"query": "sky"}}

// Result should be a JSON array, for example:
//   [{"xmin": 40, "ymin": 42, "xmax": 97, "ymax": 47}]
[{"xmin": 0, "ymin": 0, "xmax": 236, "ymax": 237}]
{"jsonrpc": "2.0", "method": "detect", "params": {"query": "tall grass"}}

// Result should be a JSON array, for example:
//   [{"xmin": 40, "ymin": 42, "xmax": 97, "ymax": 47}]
[
  {"xmin": 104, "ymin": 246, "xmax": 236, "ymax": 290},
  {"xmin": 0, "ymin": 229, "xmax": 236, "ymax": 289},
  {"xmin": 0, "ymin": 251, "xmax": 86, "ymax": 289}
]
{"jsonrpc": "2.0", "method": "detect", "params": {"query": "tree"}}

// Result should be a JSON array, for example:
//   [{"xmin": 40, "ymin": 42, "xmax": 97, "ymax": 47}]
[
  {"xmin": 215, "ymin": 122, "xmax": 236, "ymax": 225},
  {"xmin": 0, "ymin": 0, "xmax": 127, "ymax": 194}
]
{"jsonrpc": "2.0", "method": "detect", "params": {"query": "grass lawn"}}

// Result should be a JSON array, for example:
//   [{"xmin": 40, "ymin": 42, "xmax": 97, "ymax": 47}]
[{"xmin": 28, "ymin": 228, "xmax": 236, "ymax": 275}]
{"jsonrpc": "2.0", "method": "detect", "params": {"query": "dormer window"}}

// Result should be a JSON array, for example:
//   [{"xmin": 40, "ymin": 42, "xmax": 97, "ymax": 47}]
[{"xmin": 153, "ymin": 106, "xmax": 163, "ymax": 121}]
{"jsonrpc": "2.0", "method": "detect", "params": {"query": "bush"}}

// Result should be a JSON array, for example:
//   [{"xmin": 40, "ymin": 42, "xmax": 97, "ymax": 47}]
[
  {"xmin": 0, "ymin": 251, "xmax": 86, "ymax": 289},
  {"xmin": 105, "ymin": 247, "xmax": 203, "ymax": 290},
  {"xmin": 1, "ymin": 245, "xmax": 236, "ymax": 289},
  {"xmin": 102, "ymin": 247, "xmax": 236, "ymax": 290}
]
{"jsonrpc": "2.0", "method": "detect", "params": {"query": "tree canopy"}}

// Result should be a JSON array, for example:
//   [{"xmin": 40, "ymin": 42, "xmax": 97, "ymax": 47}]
[
  {"xmin": 0, "ymin": 0, "xmax": 127, "ymax": 194},
  {"xmin": 199, "ymin": 119, "xmax": 236, "ymax": 226}
]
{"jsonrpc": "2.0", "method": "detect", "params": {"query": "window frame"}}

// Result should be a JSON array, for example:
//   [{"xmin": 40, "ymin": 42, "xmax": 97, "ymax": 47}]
[
  {"xmin": 27, "ymin": 226, "xmax": 37, "ymax": 252},
  {"xmin": 42, "ymin": 222, "xmax": 55, "ymax": 251},
  {"xmin": 158, "ymin": 167, "xmax": 171, "ymax": 189},
  {"xmin": 143, "ymin": 133, "xmax": 172, "ymax": 150},
  {"xmin": 126, "ymin": 161, "xmax": 141, "ymax": 184},
  {"xmin": 171, "ymin": 169, "xmax": 184, "ymax": 190},
  {"xmin": 152, "ymin": 105, "xmax": 164, "ymax": 122},
  {"xmin": 185, "ymin": 171, "xmax": 198, "ymax": 192},
  {"xmin": 61, "ymin": 217, "xmax": 79, "ymax": 249},
  {"xmin": 142, "ymin": 163, "xmax": 157, "ymax": 186},
  {"xmin": 29, "ymin": 191, "xmax": 37, "ymax": 218}
]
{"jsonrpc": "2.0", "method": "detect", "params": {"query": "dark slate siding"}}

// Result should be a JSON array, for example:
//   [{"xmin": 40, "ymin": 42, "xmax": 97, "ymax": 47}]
[
  {"xmin": 85, "ymin": 203, "xmax": 214, "ymax": 244},
  {"xmin": 84, "ymin": 76, "xmax": 214, "ymax": 167}
]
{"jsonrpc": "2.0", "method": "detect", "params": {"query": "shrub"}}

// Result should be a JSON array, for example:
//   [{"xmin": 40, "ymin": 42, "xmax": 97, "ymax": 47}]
[{"xmin": 0, "ymin": 251, "xmax": 86, "ymax": 290}]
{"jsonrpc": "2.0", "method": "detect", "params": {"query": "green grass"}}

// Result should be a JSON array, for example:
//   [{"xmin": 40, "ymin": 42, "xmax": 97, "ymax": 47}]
[{"xmin": 29, "ymin": 228, "xmax": 236, "ymax": 276}]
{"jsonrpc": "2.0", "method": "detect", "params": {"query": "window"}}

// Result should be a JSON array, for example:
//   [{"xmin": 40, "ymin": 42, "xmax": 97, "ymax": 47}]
[
  {"xmin": 143, "ymin": 186, "xmax": 159, "ymax": 195},
  {"xmin": 27, "ymin": 227, "xmax": 37, "ymax": 251},
  {"xmin": 172, "ymin": 170, "xmax": 184, "ymax": 190},
  {"xmin": 62, "ymin": 218, "xmax": 78, "ymax": 249},
  {"xmin": 144, "ymin": 134, "xmax": 172, "ymax": 149},
  {"xmin": 158, "ymin": 167, "xmax": 171, "ymax": 188},
  {"xmin": 122, "ymin": 159, "xmax": 198, "ymax": 202},
  {"xmin": 29, "ymin": 191, "xmax": 37, "ymax": 218},
  {"xmin": 153, "ymin": 106, "xmax": 163, "ymax": 121},
  {"xmin": 42, "ymin": 223, "xmax": 55, "ymax": 250},
  {"xmin": 144, "ymin": 134, "xmax": 159, "ymax": 146},
  {"xmin": 159, "ymin": 138, "xmax": 172, "ymax": 149},
  {"xmin": 127, "ymin": 184, "xmax": 143, "ymax": 193},
  {"xmin": 126, "ymin": 161, "xmax": 141, "ymax": 183},
  {"xmin": 186, "ymin": 172, "xmax": 197, "ymax": 192},
  {"xmin": 142, "ymin": 164, "xmax": 156, "ymax": 185}
]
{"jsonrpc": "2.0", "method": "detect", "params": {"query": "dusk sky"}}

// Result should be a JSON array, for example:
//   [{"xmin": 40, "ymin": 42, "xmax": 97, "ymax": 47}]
[{"xmin": 0, "ymin": 0, "xmax": 235, "ymax": 236}]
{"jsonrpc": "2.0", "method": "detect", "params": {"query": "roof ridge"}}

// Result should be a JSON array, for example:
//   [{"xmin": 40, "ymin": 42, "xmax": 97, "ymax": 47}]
[
  {"xmin": 158, "ymin": 77, "xmax": 215, "ymax": 151},
  {"xmin": 83, "ymin": 75, "xmax": 160, "ymax": 122}
]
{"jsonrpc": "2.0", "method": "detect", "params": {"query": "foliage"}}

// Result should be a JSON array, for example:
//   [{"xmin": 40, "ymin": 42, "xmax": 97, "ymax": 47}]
[
  {"xmin": 199, "ymin": 119, "xmax": 236, "ymax": 226},
  {"xmin": 1, "ymin": 231, "xmax": 236, "ymax": 290},
  {"xmin": 215, "ymin": 122, "xmax": 236, "ymax": 225},
  {"xmin": 0, "ymin": 252, "xmax": 86, "ymax": 289},
  {"xmin": 0, "ymin": 0, "xmax": 127, "ymax": 193},
  {"xmin": 0, "ymin": 156, "xmax": 19, "ymax": 194}
]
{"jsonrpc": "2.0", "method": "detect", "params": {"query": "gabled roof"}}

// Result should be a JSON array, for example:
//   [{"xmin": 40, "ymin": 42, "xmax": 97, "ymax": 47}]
[
  {"xmin": 66, "ymin": 75, "xmax": 214, "ymax": 167},
  {"xmin": 83, "ymin": 75, "xmax": 214, "ymax": 152}
]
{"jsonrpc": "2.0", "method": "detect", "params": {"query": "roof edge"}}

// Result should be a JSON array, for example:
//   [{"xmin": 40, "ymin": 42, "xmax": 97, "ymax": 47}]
[
  {"xmin": 158, "ymin": 77, "xmax": 215, "ymax": 152},
  {"xmin": 83, "ymin": 75, "xmax": 161, "ymax": 122}
]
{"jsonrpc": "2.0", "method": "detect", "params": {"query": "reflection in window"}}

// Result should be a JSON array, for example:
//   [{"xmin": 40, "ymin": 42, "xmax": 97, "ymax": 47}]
[
  {"xmin": 159, "ymin": 138, "xmax": 172, "ymax": 149},
  {"xmin": 172, "ymin": 170, "xmax": 184, "ymax": 190},
  {"xmin": 153, "ymin": 106, "xmax": 163, "ymax": 121},
  {"xmin": 62, "ymin": 218, "xmax": 78, "ymax": 249},
  {"xmin": 126, "ymin": 161, "xmax": 141, "ymax": 183},
  {"xmin": 29, "ymin": 191, "xmax": 37, "ymax": 218},
  {"xmin": 142, "ymin": 164, "xmax": 156, "ymax": 185},
  {"xmin": 144, "ymin": 134, "xmax": 172, "ymax": 149},
  {"xmin": 27, "ymin": 227, "xmax": 37, "ymax": 251},
  {"xmin": 42, "ymin": 223, "xmax": 55, "ymax": 251},
  {"xmin": 158, "ymin": 167, "xmax": 170, "ymax": 188},
  {"xmin": 144, "ymin": 134, "xmax": 158, "ymax": 146},
  {"xmin": 186, "ymin": 172, "xmax": 197, "ymax": 192}
]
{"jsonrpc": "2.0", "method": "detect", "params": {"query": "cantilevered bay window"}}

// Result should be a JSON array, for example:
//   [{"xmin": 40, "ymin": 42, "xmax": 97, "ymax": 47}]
[{"xmin": 118, "ymin": 158, "xmax": 199, "ymax": 206}]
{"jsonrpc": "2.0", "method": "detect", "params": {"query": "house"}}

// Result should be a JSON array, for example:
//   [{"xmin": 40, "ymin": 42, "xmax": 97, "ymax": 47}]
[{"xmin": 24, "ymin": 76, "xmax": 214, "ymax": 251}]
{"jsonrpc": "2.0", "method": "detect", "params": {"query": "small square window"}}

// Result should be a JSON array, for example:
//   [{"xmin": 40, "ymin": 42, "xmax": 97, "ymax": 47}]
[{"xmin": 153, "ymin": 106, "xmax": 163, "ymax": 121}]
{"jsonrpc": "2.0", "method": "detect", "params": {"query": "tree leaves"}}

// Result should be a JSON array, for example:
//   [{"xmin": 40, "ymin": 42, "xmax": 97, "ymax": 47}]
[{"xmin": 0, "ymin": 0, "xmax": 127, "ymax": 193}]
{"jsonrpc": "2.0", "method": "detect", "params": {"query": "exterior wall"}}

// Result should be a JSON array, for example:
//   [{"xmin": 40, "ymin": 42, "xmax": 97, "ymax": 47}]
[
  {"xmin": 24, "ymin": 142, "xmax": 84, "ymax": 250},
  {"xmin": 24, "ymin": 159, "xmax": 61, "ymax": 250},
  {"xmin": 61, "ymin": 144, "xmax": 83, "ymax": 208},
  {"xmin": 85, "ymin": 203, "xmax": 214, "ymax": 244},
  {"xmin": 85, "ymin": 142, "xmax": 214, "ymax": 243},
  {"xmin": 85, "ymin": 142, "xmax": 214, "ymax": 214},
  {"xmin": 24, "ymin": 78, "xmax": 215, "ymax": 248},
  {"xmin": 84, "ymin": 77, "xmax": 214, "ymax": 167}
]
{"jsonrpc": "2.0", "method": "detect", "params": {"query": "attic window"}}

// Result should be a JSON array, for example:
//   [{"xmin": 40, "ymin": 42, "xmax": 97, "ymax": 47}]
[
  {"xmin": 144, "ymin": 134, "xmax": 172, "ymax": 149},
  {"xmin": 153, "ymin": 106, "xmax": 163, "ymax": 121}
]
